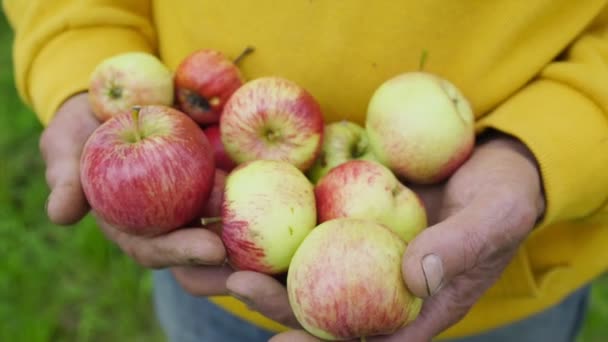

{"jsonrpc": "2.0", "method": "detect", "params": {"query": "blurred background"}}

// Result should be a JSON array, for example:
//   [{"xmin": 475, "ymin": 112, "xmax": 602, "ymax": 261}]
[{"xmin": 1, "ymin": 7, "xmax": 607, "ymax": 342}]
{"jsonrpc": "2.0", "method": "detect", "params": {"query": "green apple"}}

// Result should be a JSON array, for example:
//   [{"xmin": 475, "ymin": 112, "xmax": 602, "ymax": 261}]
[
  {"xmin": 315, "ymin": 160, "xmax": 427, "ymax": 242},
  {"xmin": 89, "ymin": 52, "xmax": 174, "ymax": 122},
  {"xmin": 220, "ymin": 159, "xmax": 317, "ymax": 274},
  {"xmin": 307, "ymin": 120, "xmax": 377, "ymax": 184},
  {"xmin": 287, "ymin": 218, "xmax": 422, "ymax": 341},
  {"xmin": 366, "ymin": 71, "xmax": 475, "ymax": 184}
]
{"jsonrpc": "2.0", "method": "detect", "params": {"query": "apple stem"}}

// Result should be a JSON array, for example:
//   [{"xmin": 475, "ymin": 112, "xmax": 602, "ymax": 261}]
[
  {"xmin": 200, "ymin": 216, "xmax": 222, "ymax": 226},
  {"xmin": 419, "ymin": 49, "xmax": 428, "ymax": 71},
  {"xmin": 233, "ymin": 46, "xmax": 255, "ymax": 66},
  {"xmin": 131, "ymin": 106, "xmax": 142, "ymax": 142}
]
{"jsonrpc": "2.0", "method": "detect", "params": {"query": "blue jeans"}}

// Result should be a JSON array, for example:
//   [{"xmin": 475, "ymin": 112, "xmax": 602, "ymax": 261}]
[{"xmin": 152, "ymin": 269, "xmax": 590, "ymax": 342}]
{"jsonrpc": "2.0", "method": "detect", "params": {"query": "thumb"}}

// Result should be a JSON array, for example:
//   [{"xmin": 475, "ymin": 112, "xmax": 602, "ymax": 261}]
[
  {"xmin": 40, "ymin": 93, "xmax": 99, "ymax": 225},
  {"xmin": 402, "ymin": 192, "xmax": 535, "ymax": 298}
]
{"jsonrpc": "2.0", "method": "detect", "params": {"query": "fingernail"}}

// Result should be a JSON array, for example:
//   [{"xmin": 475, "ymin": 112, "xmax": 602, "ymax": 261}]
[
  {"xmin": 228, "ymin": 291, "xmax": 256, "ymax": 311},
  {"xmin": 421, "ymin": 254, "xmax": 444, "ymax": 296}
]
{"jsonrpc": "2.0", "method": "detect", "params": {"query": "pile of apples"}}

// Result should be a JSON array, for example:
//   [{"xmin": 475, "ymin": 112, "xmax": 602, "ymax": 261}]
[{"xmin": 80, "ymin": 47, "xmax": 475, "ymax": 341}]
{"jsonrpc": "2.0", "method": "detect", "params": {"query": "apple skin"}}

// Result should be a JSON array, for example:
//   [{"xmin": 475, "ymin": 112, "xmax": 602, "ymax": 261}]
[
  {"xmin": 199, "ymin": 169, "xmax": 227, "ymax": 236},
  {"xmin": 89, "ymin": 52, "xmax": 174, "ymax": 122},
  {"xmin": 287, "ymin": 218, "xmax": 422, "ymax": 341},
  {"xmin": 80, "ymin": 105, "xmax": 215, "ymax": 236},
  {"xmin": 307, "ymin": 120, "xmax": 377, "ymax": 184},
  {"xmin": 314, "ymin": 160, "xmax": 427, "ymax": 242},
  {"xmin": 174, "ymin": 49, "xmax": 244, "ymax": 125},
  {"xmin": 202, "ymin": 125, "xmax": 237, "ymax": 172},
  {"xmin": 366, "ymin": 71, "xmax": 475, "ymax": 184},
  {"xmin": 221, "ymin": 159, "xmax": 317, "ymax": 274},
  {"xmin": 220, "ymin": 77, "xmax": 324, "ymax": 172}
]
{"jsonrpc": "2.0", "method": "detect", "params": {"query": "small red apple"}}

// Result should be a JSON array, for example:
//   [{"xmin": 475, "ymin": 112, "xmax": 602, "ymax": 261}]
[
  {"xmin": 80, "ymin": 105, "xmax": 215, "ymax": 236},
  {"xmin": 220, "ymin": 77, "xmax": 324, "ymax": 172},
  {"xmin": 174, "ymin": 48, "xmax": 252, "ymax": 125},
  {"xmin": 203, "ymin": 125, "xmax": 237, "ymax": 172},
  {"xmin": 199, "ymin": 169, "xmax": 227, "ymax": 236}
]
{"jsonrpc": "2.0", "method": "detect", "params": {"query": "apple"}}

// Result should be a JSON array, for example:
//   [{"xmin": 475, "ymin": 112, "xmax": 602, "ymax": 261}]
[
  {"xmin": 88, "ymin": 52, "xmax": 174, "ymax": 122},
  {"xmin": 174, "ymin": 48, "xmax": 252, "ymax": 125},
  {"xmin": 80, "ymin": 105, "xmax": 215, "ymax": 236},
  {"xmin": 220, "ymin": 77, "xmax": 324, "ymax": 172},
  {"xmin": 366, "ymin": 71, "xmax": 475, "ymax": 184},
  {"xmin": 287, "ymin": 218, "xmax": 422, "ymax": 341},
  {"xmin": 307, "ymin": 120, "xmax": 377, "ymax": 184},
  {"xmin": 199, "ymin": 169, "xmax": 227, "ymax": 236},
  {"xmin": 221, "ymin": 159, "xmax": 316, "ymax": 274},
  {"xmin": 315, "ymin": 160, "xmax": 427, "ymax": 242},
  {"xmin": 202, "ymin": 125, "xmax": 237, "ymax": 172}
]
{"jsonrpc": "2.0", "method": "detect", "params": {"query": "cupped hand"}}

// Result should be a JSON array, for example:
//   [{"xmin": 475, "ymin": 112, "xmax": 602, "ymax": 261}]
[
  {"xmin": 229, "ymin": 133, "xmax": 545, "ymax": 342},
  {"xmin": 40, "ymin": 93, "xmax": 230, "ymax": 296}
]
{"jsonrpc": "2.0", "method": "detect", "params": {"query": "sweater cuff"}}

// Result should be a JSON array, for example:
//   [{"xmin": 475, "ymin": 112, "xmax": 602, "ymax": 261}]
[
  {"xmin": 477, "ymin": 80, "xmax": 608, "ymax": 228},
  {"xmin": 26, "ymin": 27, "xmax": 154, "ymax": 125}
]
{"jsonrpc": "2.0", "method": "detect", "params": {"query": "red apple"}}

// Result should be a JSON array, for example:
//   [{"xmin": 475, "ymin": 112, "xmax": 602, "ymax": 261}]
[
  {"xmin": 220, "ymin": 77, "xmax": 324, "ymax": 171},
  {"xmin": 287, "ymin": 218, "xmax": 422, "ymax": 340},
  {"xmin": 174, "ymin": 49, "xmax": 249, "ymax": 125},
  {"xmin": 315, "ymin": 160, "xmax": 427, "ymax": 242},
  {"xmin": 80, "ymin": 105, "xmax": 215, "ymax": 236},
  {"xmin": 199, "ymin": 169, "xmax": 227, "ymax": 236},
  {"xmin": 203, "ymin": 125, "xmax": 237, "ymax": 172}
]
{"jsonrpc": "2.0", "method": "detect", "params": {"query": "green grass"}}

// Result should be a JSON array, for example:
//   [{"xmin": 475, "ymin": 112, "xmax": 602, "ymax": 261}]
[{"xmin": 1, "ymin": 6, "xmax": 607, "ymax": 342}]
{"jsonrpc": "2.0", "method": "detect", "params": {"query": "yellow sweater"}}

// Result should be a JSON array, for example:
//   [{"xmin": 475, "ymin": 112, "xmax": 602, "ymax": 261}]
[{"xmin": 4, "ymin": 0, "xmax": 608, "ymax": 339}]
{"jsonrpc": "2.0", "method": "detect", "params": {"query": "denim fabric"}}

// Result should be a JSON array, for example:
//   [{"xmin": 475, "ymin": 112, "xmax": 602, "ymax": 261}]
[{"xmin": 152, "ymin": 269, "xmax": 590, "ymax": 342}]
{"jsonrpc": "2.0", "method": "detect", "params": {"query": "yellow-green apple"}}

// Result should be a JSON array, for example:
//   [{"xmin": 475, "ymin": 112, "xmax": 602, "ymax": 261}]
[
  {"xmin": 221, "ymin": 159, "xmax": 316, "ymax": 274},
  {"xmin": 220, "ymin": 77, "xmax": 324, "ymax": 172},
  {"xmin": 80, "ymin": 105, "xmax": 215, "ymax": 236},
  {"xmin": 307, "ymin": 120, "xmax": 377, "ymax": 184},
  {"xmin": 366, "ymin": 71, "xmax": 475, "ymax": 184},
  {"xmin": 287, "ymin": 218, "xmax": 422, "ymax": 341},
  {"xmin": 174, "ymin": 49, "xmax": 248, "ymax": 125},
  {"xmin": 203, "ymin": 125, "xmax": 237, "ymax": 172},
  {"xmin": 89, "ymin": 52, "xmax": 174, "ymax": 122},
  {"xmin": 314, "ymin": 160, "xmax": 426, "ymax": 242}
]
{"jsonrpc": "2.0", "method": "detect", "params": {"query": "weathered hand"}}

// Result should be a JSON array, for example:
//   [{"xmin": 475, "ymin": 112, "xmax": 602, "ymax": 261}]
[
  {"xmin": 258, "ymin": 134, "xmax": 545, "ymax": 342},
  {"xmin": 41, "ymin": 94, "xmax": 229, "ymax": 296}
]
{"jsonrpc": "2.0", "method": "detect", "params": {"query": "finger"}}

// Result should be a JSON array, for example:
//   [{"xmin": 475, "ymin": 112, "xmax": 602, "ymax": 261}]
[
  {"xmin": 171, "ymin": 265, "xmax": 233, "ymax": 297},
  {"xmin": 40, "ymin": 93, "xmax": 99, "ymax": 224},
  {"xmin": 98, "ymin": 218, "xmax": 226, "ymax": 268},
  {"xmin": 402, "ymin": 190, "xmax": 537, "ymax": 298},
  {"xmin": 269, "ymin": 330, "xmax": 323, "ymax": 342},
  {"xmin": 226, "ymin": 271, "xmax": 301, "ymax": 328}
]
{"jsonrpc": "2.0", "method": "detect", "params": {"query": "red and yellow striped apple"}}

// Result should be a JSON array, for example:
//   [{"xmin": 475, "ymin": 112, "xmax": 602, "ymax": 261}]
[
  {"xmin": 315, "ymin": 160, "xmax": 427, "ymax": 242},
  {"xmin": 366, "ymin": 71, "xmax": 474, "ymax": 184},
  {"xmin": 88, "ymin": 52, "xmax": 174, "ymax": 122},
  {"xmin": 220, "ymin": 77, "xmax": 324, "ymax": 171},
  {"xmin": 221, "ymin": 159, "xmax": 317, "ymax": 274},
  {"xmin": 80, "ymin": 105, "xmax": 215, "ymax": 236},
  {"xmin": 287, "ymin": 218, "xmax": 422, "ymax": 341}
]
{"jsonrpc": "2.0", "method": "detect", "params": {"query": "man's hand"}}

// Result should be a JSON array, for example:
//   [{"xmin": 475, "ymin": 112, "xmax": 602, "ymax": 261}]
[
  {"xmin": 40, "ymin": 93, "xmax": 231, "ymax": 296},
  {"xmin": 226, "ymin": 134, "xmax": 545, "ymax": 342}
]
